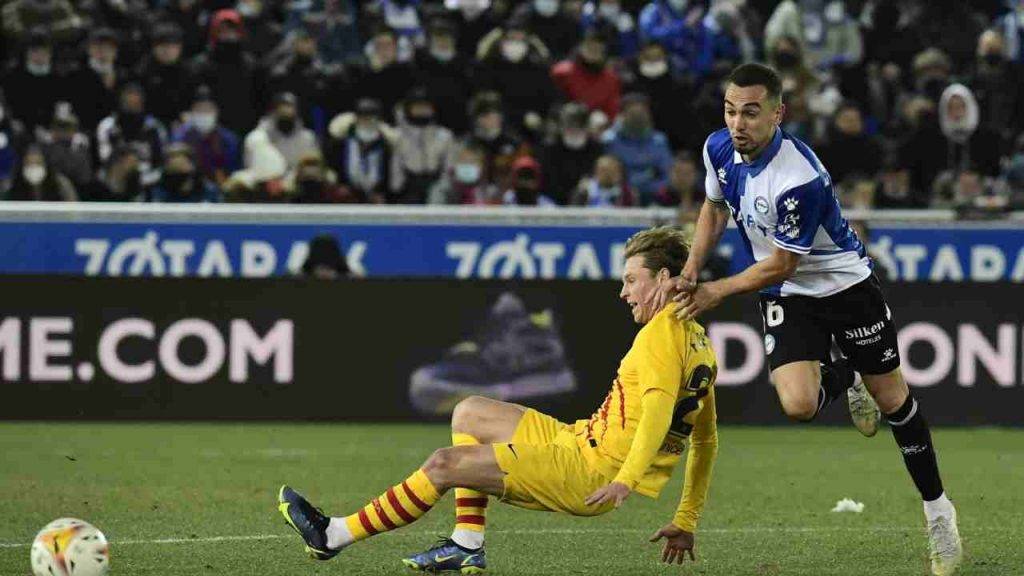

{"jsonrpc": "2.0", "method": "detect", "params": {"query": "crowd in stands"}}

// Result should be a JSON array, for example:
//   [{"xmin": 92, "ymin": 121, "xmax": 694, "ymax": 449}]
[{"xmin": 1, "ymin": 0, "xmax": 1023, "ymax": 214}]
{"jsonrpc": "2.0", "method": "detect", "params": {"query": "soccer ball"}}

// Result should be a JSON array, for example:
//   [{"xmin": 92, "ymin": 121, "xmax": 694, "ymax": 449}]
[{"xmin": 30, "ymin": 518, "xmax": 109, "ymax": 576}]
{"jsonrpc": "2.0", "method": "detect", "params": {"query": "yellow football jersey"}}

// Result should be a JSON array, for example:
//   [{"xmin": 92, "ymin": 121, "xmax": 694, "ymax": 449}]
[{"xmin": 573, "ymin": 304, "xmax": 717, "ymax": 498}]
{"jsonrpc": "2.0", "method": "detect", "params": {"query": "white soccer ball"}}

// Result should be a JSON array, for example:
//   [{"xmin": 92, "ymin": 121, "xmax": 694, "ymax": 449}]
[{"xmin": 30, "ymin": 518, "xmax": 110, "ymax": 576}]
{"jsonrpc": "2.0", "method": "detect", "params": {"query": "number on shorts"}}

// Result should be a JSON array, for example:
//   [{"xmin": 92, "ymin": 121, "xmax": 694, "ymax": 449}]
[{"xmin": 766, "ymin": 300, "xmax": 784, "ymax": 327}]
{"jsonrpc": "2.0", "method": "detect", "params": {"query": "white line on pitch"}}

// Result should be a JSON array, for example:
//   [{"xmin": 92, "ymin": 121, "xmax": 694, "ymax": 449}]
[{"xmin": 0, "ymin": 525, "xmax": 1008, "ymax": 550}]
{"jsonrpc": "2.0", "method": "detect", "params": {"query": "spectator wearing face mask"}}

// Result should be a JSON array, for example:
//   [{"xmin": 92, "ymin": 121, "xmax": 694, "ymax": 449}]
[
  {"xmin": 137, "ymin": 24, "xmax": 195, "ymax": 131},
  {"xmin": 150, "ymin": 0, "xmax": 206, "ymax": 59},
  {"xmin": 502, "ymin": 155, "xmax": 556, "ymax": 206},
  {"xmin": 283, "ymin": 0, "xmax": 361, "ymax": 65},
  {"xmin": 539, "ymin": 102, "xmax": 602, "ymax": 205},
  {"xmin": 189, "ymin": 9, "xmax": 262, "ymax": 135},
  {"xmin": 510, "ymin": 0, "xmax": 578, "ymax": 59},
  {"xmin": 817, "ymin": 101, "xmax": 883, "ymax": 199},
  {"xmin": 61, "ymin": 28, "xmax": 120, "ymax": 133},
  {"xmin": 967, "ymin": 29, "xmax": 1024, "ymax": 143},
  {"xmin": 623, "ymin": 40, "xmax": 694, "ymax": 151},
  {"xmin": 96, "ymin": 82, "xmax": 168, "ymax": 187},
  {"xmin": 600, "ymin": 92, "xmax": 671, "ymax": 206},
  {"xmin": 38, "ymin": 109, "xmax": 92, "ymax": 191},
  {"xmin": 768, "ymin": 35, "xmax": 821, "ymax": 141},
  {"xmin": 580, "ymin": 0, "xmax": 639, "ymax": 59},
  {"xmin": 88, "ymin": 144, "xmax": 145, "ymax": 201},
  {"xmin": 288, "ymin": 151, "xmax": 352, "ymax": 203},
  {"xmin": 4, "ymin": 30, "xmax": 63, "ymax": 133},
  {"xmin": 427, "ymin": 141, "xmax": 499, "ymax": 204},
  {"xmin": 654, "ymin": 150, "xmax": 702, "ymax": 210},
  {"xmin": 638, "ymin": 0, "xmax": 711, "ymax": 79},
  {"xmin": 149, "ymin": 143, "xmax": 221, "ymax": 202},
  {"xmin": 571, "ymin": 154, "xmax": 635, "ymax": 206},
  {"xmin": 341, "ymin": 27, "xmax": 414, "ymax": 121},
  {"xmin": 393, "ymin": 88, "xmax": 456, "ymax": 204},
  {"xmin": 244, "ymin": 92, "xmax": 318, "ymax": 173},
  {"xmin": 474, "ymin": 19, "xmax": 556, "ymax": 141},
  {"xmin": 764, "ymin": 0, "xmax": 863, "ymax": 72},
  {"xmin": 267, "ymin": 23, "xmax": 341, "ymax": 135},
  {"xmin": 6, "ymin": 144, "xmax": 77, "ymax": 201},
  {"xmin": 326, "ymin": 98, "xmax": 400, "ymax": 203},
  {"xmin": 464, "ymin": 92, "xmax": 524, "ymax": 189},
  {"xmin": 172, "ymin": 87, "xmax": 241, "ymax": 186},
  {"xmin": 414, "ymin": 18, "xmax": 472, "ymax": 133},
  {"xmin": 551, "ymin": 31, "xmax": 622, "ymax": 120}
]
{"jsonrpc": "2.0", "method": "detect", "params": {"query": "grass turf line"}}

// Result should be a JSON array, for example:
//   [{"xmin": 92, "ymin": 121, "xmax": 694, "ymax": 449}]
[{"xmin": 1, "ymin": 423, "xmax": 1021, "ymax": 575}]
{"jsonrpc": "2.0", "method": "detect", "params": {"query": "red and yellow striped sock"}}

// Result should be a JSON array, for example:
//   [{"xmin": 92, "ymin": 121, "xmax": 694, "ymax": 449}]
[
  {"xmin": 452, "ymin": 433, "xmax": 488, "ymax": 535},
  {"xmin": 344, "ymin": 468, "xmax": 440, "ymax": 542}
]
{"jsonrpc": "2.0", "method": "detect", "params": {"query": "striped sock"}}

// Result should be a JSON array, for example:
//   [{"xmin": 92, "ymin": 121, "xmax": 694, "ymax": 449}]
[
  {"xmin": 341, "ymin": 468, "xmax": 440, "ymax": 544},
  {"xmin": 451, "ymin": 433, "xmax": 487, "ymax": 549}
]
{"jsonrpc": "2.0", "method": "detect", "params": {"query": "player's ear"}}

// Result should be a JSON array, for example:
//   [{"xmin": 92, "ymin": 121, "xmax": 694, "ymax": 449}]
[{"xmin": 775, "ymin": 101, "xmax": 786, "ymax": 125}]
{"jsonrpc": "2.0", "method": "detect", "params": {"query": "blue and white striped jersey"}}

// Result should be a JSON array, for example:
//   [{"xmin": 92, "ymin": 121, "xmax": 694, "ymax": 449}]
[{"xmin": 703, "ymin": 127, "xmax": 871, "ymax": 298}]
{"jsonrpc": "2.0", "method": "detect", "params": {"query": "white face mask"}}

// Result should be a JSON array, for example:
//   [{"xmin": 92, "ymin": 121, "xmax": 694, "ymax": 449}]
[
  {"xmin": 355, "ymin": 126, "xmax": 380, "ymax": 142},
  {"xmin": 668, "ymin": 0, "xmax": 688, "ymax": 12},
  {"xmin": 598, "ymin": 3, "xmax": 620, "ymax": 19},
  {"xmin": 562, "ymin": 132, "xmax": 587, "ymax": 149},
  {"xmin": 24, "ymin": 165, "xmax": 46, "ymax": 185},
  {"xmin": 534, "ymin": 0, "xmax": 558, "ymax": 17},
  {"xmin": 454, "ymin": 163, "xmax": 481, "ymax": 183},
  {"xmin": 89, "ymin": 57, "xmax": 114, "ymax": 74},
  {"xmin": 501, "ymin": 40, "xmax": 528, "ymax": 62},
  {"xmin": 639, "ymin": 60, "xmax": 668, "ymax": 78},
  {"xmin": 430, "ymin": 46, "xmax": 455, "ymax": 62},
  {"xmin": 192, "ymin": 112, "xmax": 217, "ymax": 133},
  {"xmin": 26, "ymin": 61, "xmax": 51, "ymax": 76}
]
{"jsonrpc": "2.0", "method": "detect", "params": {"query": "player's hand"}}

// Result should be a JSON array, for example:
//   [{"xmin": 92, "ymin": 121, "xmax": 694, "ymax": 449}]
[
  {"xmin": 674, "ymin": 281, "xmax": 724, "ymax": 321},
  {"xmin": 649, "ymin": 524, "xmax": 695, "ymax": 564},
  {"xmin": 669, "ymin": 269, "xmax": 699, "ymax": 302},
  {"xmin": 643, "ymin": 275, "xmax": 678, "ymax": 316},
  {"xmin": 584, "ymin": 482, "xmax": 630, "ymax": 508}
]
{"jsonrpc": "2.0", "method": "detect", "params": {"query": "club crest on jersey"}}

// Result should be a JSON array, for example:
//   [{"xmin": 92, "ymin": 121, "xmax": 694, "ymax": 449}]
[
  {"xmin": 754, "ymin": 196, "xmax": 769, "ymax": 214},
  {"xmin": 717, "ymin": 167, "xmax": 727, "ymax": 185},
  {"xmin": 783, "ymin": 197, "xmax": 799, "ymax": 212},
  {"xmin": 764, "ymin": 334, "xmax": 775, "ymax": 355}
]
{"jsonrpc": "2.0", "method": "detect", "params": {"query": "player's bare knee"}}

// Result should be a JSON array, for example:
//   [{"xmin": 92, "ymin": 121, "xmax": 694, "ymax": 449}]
[
  {"xmin": 451, "ymin": 395, "xmax": 489, "ymax": 436},
  {"xmin": 422, "ymin": 447, "xmax": 458, "ymax": 489},
  {"xmin": 781, "ymin": 398, "xmax": 818, "ymax": 422}
]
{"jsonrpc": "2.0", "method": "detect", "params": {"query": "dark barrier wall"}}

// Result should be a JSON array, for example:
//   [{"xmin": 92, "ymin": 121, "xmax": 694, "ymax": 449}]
[{"xmin": 0, "ymin": 277, "xmax": 1021, "ymax": 425}]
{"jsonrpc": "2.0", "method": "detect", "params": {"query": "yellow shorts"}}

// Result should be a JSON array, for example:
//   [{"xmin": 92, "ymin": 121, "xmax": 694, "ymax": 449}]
[{"xmin": 492, "ymin": 409, "xmax": 615, "ymax": 516}]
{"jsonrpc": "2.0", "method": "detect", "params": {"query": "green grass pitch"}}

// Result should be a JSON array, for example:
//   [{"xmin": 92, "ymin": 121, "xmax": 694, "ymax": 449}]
[{"xmin": 1, "ymin": 423, "xmax": 1022, "ymax": 575}]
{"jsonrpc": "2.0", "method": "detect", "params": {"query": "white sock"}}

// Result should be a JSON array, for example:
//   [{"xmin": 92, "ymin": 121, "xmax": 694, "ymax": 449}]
[
  {"xmin": 451, "ymin": 528, "xmax": 484, "ymax": 550},
  {"xmin": 923, "ymin": 492, "xmax": 953, "ymax": 521},
  {"xmin": 326, "ymin": 517, "xmax": 354, "ymax": 550}
]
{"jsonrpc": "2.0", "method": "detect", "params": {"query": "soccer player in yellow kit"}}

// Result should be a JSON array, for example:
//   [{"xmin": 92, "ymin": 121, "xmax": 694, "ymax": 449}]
[{"xmin": 278, "ymin": 226, "xmax": 718, "ymax": 572}]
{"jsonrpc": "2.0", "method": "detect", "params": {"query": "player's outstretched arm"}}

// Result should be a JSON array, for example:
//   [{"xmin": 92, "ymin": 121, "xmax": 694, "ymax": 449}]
[
  {"xmin": 650, "ymin": 524, "xmax": 695, "ymax": 564},
  {"xmin": 675, "ymin": 247, "xmax": 799, "ymax": 320},
  {"xmin": 674, "ymin": 387, "xmax": 718, "ymax": 533},
  {"xmin": 682, "ymin": 198, "xmax": 731, "ymax": 287},
  {"xmin": 646, "ymin": 199, "xmax": 730, "ymax": 313}
]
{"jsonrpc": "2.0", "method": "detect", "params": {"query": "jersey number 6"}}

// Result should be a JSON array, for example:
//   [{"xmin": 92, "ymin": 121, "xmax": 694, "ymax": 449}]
[{"xmin": 766, "ymin": 300, "xmax": 785, "ymax": 327}]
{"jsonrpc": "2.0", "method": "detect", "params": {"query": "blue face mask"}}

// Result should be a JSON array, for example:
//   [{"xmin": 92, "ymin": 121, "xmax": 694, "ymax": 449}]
[{"xmin": 455, "ymin": 163, "xmax": 482, "ymax": 184}]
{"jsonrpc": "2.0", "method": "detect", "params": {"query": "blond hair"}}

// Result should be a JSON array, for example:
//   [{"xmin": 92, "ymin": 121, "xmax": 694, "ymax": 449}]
[{"xmin": 623, "ymin": 226, "xmax": 691, "ymax": 277}]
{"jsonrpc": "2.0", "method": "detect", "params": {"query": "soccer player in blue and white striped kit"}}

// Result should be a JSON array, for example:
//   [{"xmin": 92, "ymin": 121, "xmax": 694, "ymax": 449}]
[{"xmin": 660, "ymin": 63, "xmax": 962, "ymax": 576}]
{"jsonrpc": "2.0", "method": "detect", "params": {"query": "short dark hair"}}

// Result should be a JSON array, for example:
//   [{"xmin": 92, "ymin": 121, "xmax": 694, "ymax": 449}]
[{"xmin": 726, "ymin": 63, "xmax": 782, "ymax": 104}]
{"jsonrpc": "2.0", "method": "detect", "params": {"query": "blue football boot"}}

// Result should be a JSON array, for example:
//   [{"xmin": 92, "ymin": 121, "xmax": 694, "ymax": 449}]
[
  {"xmin": 277, "ymin": 485, "xmax": 340, "ymax": 560},
  {"xmin": 402, "ymin": 537, "xmax": 486, "ymax": 574}
]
